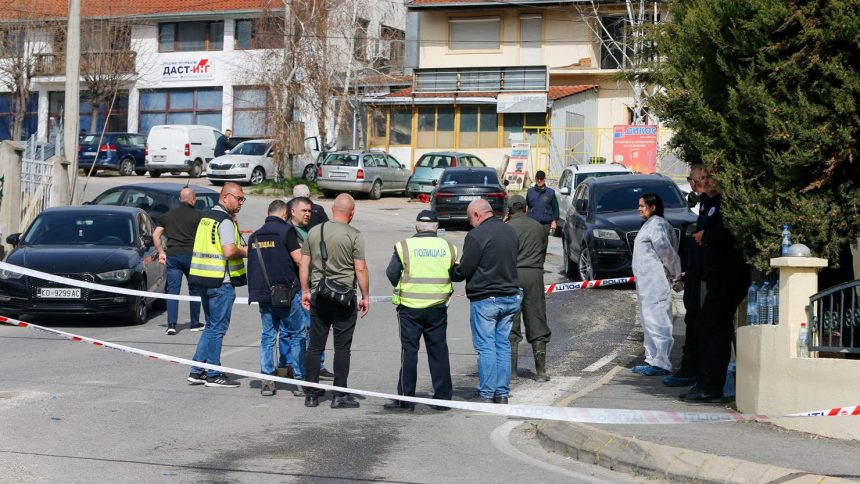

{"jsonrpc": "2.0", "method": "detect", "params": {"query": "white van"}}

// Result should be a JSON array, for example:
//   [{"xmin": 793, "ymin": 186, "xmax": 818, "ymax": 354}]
[{"xmin": 145, "ymin": 125, "xmax": 223, "ymax": 178}]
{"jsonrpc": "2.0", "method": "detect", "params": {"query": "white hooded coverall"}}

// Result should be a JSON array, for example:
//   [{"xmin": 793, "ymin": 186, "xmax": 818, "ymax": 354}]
[{"xmin": 632, "ymin": 215, "xmax": 681, "ymax": 371}]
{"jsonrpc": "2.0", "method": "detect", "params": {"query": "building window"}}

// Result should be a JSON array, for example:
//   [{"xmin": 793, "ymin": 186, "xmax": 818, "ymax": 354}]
[
  {"xmin": 48, "ymin": 91, "xmax": 129, "ymax": 136},
  {"xmin": 520, "ymin": 15, "xmax": 542, "ymax": 65},
  {"xmin": 0, "ymin": 93, "xmax": 37, "ymax": 141},
  {"xmin": 159, "ymin": 21, "xmax": 224, "ymax": 52},
  {"xmin": 353, "ymin": 18, "xmax": 369, "ymax": 61},
  {"xmin": 378, "ymin": 25, "xmax": 405, "ymax": 70},
  {"xmin": 458, "ymin": 106, "xmax": 498, "ymax": 148},
  {"xmin": 600, "ymin": 17, "xmax": 629, "ymax": 70},
  {"xmin": 389, "ymin": 108, "xmax": 411, "ymax": 145},
  {"xmin": 235, "ymin": 18, "xmax": 284, "ymax": 50},
  {"xmin": 0, "ymin": 28, "xmax": 25, "ymax": 58},
  {"xmin": 448, "ymin": 17, "xmax": 500, "ymax": 51},
  {"xmin": 370, "ymin": 109, "xmax": 387, "ymax": 147},
  {"xmin": 138, "ymin": 88, "xmax": 222, "ymax": 135},
  {"xmin": 503, "ymin": 112, "xmax": 545, "ymax": 146},
  {"xmin": 233, "ymin": 87, "xmax": 269, "ymax": 137}
]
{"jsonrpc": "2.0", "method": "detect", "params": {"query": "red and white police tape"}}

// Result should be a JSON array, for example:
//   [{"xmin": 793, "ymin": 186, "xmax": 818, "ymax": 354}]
[
  {"xmin": 2, "ymin": 313, "xmax": 858, "ymax": 423},
  {"xmin": 0, "ymin": 261, "xmax": 634, "ymax": 305}
]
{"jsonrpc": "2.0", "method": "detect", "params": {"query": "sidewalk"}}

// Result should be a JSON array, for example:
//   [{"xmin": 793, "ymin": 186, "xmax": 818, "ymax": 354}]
[{"xmin": 537, "ymin": 314, "xmax": 860, "ymax": 483}]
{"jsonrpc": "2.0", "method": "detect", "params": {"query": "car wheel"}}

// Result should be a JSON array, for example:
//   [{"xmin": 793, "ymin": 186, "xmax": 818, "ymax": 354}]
[
  {"xmin": 302, "ymin": 164, "xmax": 316, "ymax": 181},
  {"xmin": 562, "ymin": 236, "xmax": 577, "ymax": 278},
  {"xmin": 578, "ymin": 243, "xmax": 596, "ymax": 281},
  {"xmin": 249, "ymin": 166, "xmax": 265, "ymax": 185},
  {"xmin": 369, "ymin": 180, "xmax": 383, "ymax": 200},
  {"xmin": 118, "ymin": 158, "xmax": 135, "ymax": 176},
  {"xmin": 134, "ymin": 169, "xmax": 146, "ymax": 176},
  {"xmin": 149, "ymin": 170, "xmax": 161, "ymax": 178},
  {"xmin": 188, "ymin": 161, "xmax": 203, "ymax": 178},
  {"xmin": 128, "ymin": 280, "xmax": 148, "ymax": 325}
]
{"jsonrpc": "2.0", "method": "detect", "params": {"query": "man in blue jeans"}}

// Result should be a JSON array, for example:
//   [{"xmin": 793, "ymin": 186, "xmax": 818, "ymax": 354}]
[
  {"xmin": 247, "ymin": 200, "xmax": 306, "ymax": 396},
  {"xmin": 153, "ymin": 187, "xmax": 203, "ymax": 335},
  {"xmin": 451, "ymin": 199, "xmax": 521, "ymax": 404}
]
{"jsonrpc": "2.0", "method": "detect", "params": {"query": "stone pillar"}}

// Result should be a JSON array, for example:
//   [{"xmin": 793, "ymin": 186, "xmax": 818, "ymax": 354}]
[{"xmin": 0, "ymin": 141, "xmax": 24, "ymax": 256}]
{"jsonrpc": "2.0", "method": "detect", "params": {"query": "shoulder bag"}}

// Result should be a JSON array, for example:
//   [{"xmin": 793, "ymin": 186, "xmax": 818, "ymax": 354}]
[
  {"xmin": 315, "ymin": 222, "xmax": 356, "ymax": 307},
  {"xmin": 252, "ymin": 236, "xmax": 292, "ymax": 308}
]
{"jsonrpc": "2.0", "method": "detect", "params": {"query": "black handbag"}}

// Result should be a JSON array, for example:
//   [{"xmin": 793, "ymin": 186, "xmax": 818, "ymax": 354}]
[
  {"xmin": 315, "ymin": 222, "xmax": 355, "ymax": 307},
  {"xmin": 252, "ymin": 236, "xmax": 292, "ymax": 308}
]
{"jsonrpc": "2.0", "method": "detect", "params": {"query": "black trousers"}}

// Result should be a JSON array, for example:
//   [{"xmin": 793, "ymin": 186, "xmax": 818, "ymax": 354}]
[
  {"xmin": 697, "ymin": 272, "xmax": 749, "ymax": 395},
  {"xmin": 396, "ymin": 305, "xmax": 453, "ymax": 400},
  {"xmin": 679, "ymin": 272, "xmax": 701, "ymax": 377},
  {"xmin": 305, "ymin": 295, "xmax": 357, "ymax": 397}
]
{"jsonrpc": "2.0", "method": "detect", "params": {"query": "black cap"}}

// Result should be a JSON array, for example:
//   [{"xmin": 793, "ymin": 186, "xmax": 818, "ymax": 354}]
[
  {"xmin": 535, "ymin": 170, "xmax": 546, "ymax": 180},
  {"xmin": 417, "ymin": 210, "xmax": 438, "ymax": 222},
  {"xmin": 508, "ymin": 195, "xmax": 527, "ymax": 211}
]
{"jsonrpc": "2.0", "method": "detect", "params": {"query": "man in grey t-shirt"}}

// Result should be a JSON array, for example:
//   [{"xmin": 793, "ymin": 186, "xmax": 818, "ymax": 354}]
[{"xmin": 299, "ymin": 194, "xmax": 370, "ymax": 409}]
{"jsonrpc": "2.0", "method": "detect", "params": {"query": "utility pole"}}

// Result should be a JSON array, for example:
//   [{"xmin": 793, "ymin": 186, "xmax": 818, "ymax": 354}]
[{"xmin": 64, "ymin": 0, "xmax": 81, "ymax": 204}]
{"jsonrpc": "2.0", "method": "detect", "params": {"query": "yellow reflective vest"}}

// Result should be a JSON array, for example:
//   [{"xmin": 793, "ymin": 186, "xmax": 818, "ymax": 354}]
[
  {"xmin": 188, "ymin": 209, "xmax": 247, "ymax": 288},
  {"xmin": 392, "ymin": 236, "xmax": 456, "ymax": 308}
]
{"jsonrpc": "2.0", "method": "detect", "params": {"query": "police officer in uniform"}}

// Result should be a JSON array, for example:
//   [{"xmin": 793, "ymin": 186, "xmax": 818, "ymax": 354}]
[
  {"xmin": 506, "ymin": 195, "xmax": 552, "ymax": 382},
  {"xmin": 526, "ymin": 170, "xmax": 559, "ymax": 237},
  {"xmin": 186, "ymin": 182, "xmax": 248, "ymax": 388},
  {"xmin": 383, "ymin": 210, "xmax": 457, "ymax": 411}
]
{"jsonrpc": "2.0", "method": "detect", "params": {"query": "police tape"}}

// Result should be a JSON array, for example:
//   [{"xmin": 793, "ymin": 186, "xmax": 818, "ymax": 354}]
[
  {"xmin": 2, "ymin": 313, "xmax": 858, "ymax": 424},
  {"xmin": 0, "ymin": 261, "xmax": 634, "ymax": 306}
]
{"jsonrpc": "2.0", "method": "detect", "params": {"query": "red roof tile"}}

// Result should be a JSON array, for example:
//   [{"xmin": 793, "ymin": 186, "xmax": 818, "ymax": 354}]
[
  {"xmin": 549, "ymin": 85, "xmax": 598, "ymax": 100},
  {"xmin": 0, "ymin": 0, "xmax": 265, "ymax": 20},
  {"xmin": 384, "ymin": 85, "xmax": 597, "ymax": 100}
]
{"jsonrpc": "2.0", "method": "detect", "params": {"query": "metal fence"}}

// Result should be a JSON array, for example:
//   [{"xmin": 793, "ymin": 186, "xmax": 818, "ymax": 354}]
[
  {"xmin": 20, "ymin": 134, "xmax": 63, "ymax": 232},
  {"xmin": 808, "ymin": 279, "xmax": 860, "ymax": 355}
]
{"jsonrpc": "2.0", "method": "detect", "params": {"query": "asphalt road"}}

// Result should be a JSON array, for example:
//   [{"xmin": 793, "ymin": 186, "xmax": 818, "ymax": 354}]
[{"xmin": 1, "ymin": 173, "xmax": 645, "ymax": 483}]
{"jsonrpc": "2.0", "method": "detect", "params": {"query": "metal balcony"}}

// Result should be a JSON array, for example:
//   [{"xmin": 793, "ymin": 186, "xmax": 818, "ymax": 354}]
[{"xmin": 33, "ymin": 50, "xmax": 137, "ymax": 77}]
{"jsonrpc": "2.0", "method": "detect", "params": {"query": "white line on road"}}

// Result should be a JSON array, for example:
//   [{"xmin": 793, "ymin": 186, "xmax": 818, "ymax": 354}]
[{"xmin": 582, "ymin": 351, "xmax": 618, "ymax": 373}]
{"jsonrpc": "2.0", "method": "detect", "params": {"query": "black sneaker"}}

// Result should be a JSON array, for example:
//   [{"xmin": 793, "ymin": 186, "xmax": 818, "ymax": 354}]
[
  {"xmin": 204, "ymin": 375, "xmax": 240, "ymax": 388},
  {"xmin": 187, "ymin": 371, "xmax": 207, "ymax": 385},
  {"xmin": 331, "ymin": 394, "xmax": 360, "ymax": 409},
  {"xmin": 319, "ymin": 368, "xmax": 335, "ymax": 381},
  {"xmin": 166, "ymin": 326, "xmax": 177, "ymax": 335}
]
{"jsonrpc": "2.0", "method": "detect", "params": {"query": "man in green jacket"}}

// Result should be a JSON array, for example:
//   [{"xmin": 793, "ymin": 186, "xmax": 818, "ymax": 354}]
[{"xmin": 506, "ymin": 195, "xmax": 551, "ymax": 381}]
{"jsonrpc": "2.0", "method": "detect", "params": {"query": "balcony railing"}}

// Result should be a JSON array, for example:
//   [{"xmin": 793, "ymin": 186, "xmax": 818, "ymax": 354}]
[
  {"xmin": 808, "ymin": 279, "xmax": 860, "ymax": 355},
  {"xmin": 33, "ymin": 50, "xmax": 137, "ymax": 77}
]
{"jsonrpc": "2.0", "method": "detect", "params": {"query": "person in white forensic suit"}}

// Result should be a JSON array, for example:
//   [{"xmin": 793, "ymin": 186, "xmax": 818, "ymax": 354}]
[{"xmin": 630, "ymin": 192, "xmax": 682, "ymax": 377}]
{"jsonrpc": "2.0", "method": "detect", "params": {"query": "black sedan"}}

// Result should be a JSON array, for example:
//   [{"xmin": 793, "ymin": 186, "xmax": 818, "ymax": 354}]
[
  {"xmin": 0, "ymin": 206, "xmax": 167, "ymax": 324},
  {"xmin": 87, "ymin": 183, "xmax": 220, "ymax": 224},
  {"xmin": 562, "ymin": 174, "xmax": 697, "ymax": 281},
  {"xmin": 430, "ymin": 167, "xmax": 508, "ymax": 225}
]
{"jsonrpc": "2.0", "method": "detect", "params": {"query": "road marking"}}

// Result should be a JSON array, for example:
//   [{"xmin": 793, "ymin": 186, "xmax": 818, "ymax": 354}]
[{"xmin": 582, "ymin": 351, "xmax": 618, "ymax": 373}]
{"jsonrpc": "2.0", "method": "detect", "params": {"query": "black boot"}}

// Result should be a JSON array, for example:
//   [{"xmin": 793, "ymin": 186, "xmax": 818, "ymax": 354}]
[
  {"xmin": 510, "ymin": 340, "xmax": 519, "ymax": 382},
  {"xmin": 533, "ymin": 342, "xmax": 550, "ymax": 381}
]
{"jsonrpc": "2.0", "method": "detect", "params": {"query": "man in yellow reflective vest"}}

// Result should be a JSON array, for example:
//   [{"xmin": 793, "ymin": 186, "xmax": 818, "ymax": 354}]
[
  {"xmin": 186, "ymin": 182, "xmax": 248, "ymax": 388},
  {"xmin": 382, "ymin": 210, "xmax": 457, "ymax": 412}
]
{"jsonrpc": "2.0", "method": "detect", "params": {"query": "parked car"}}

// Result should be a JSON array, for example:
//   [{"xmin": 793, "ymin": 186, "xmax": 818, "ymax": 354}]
[
  {"xmin": 78, "ymin": 132, "xmax": 148, "ymax": 176},
  {"xmin": 562, "ymin": 174, "xmax": 696, "ymax": 281},
  {"xmin": 555, "ymin": 163, "xmax": 632, "ymax": 236},
  {"xmin": 87, "ymin": 183, "xmax": 220, "ymax": 224},
  {"xmin": 430, "ymin": 167, "xmax": 508, "ymax": 224},
  {"xmin": 407, "ymin": 151, "xmax": 487, "ymax": 199},
  {"xmin": 145, "ymin": 125, "xmax": 223, "ymax": 178},
  {"xmin": 0, "ymin": 206, "xmax": 167, "ymax": 325},
  {"xmin": 316, "ymin": 150, "xmax": 409, "ymax": 199},
  {"xmin": 207, "ymin": 139, "xmax": 276, "ymax": 186}
]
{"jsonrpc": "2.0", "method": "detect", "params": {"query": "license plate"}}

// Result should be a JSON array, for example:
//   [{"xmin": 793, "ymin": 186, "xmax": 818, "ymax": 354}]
[
  {"xmin": 84, "ymin": 151, "xmax": 97, "ymax": 156},
  {"xmin": 37, "ymin": 287, "xmax": 81, "ymax": 299},
  {"xmin": 152, "ymin": 155, "xmax": 166, "ymax": 162},
  {"xmin": 209, "ymin": 170, "xmax": 225, "ymax": 175},
  {"xmin": 330, "ymin": 172, "xmax": 347, "ymax": 179},
  {"xmin": 459, "ymin": 195, "xmax": 480, "ymax": 201}
]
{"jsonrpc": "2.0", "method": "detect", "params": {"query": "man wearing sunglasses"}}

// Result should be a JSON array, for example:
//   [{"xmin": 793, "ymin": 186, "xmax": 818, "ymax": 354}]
[{"xmin": 187, "ymin": 182, "xmax": 249, "ymax": 388}]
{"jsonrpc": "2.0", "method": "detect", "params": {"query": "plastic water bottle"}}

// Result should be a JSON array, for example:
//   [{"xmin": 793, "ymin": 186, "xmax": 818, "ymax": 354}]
[
  {"xmin": 770, "ymin": 281, "xmax": 779, "ymax": 325},
  {"xmin": 797, "ymin": 322, "xmax": 810, "ymax": 358},
  {"xmin": 757, "ymin": 281, "xmax": 770, "ymax": 324},
  {"xmin": 746, "ymin": 282, "xmax": 759, "ymax": 325},
  {"xmin": 781, "ymin": 224, "xmax": 792, "ymax": 256}
]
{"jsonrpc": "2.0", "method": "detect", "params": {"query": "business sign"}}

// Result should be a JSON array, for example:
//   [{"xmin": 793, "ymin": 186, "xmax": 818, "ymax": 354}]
[
  {"xmin": 162, "ymin": 59, "xmax": 214, "ymax": 82},
  {"xmin": 612, "ymin": 125, "xmax": 658, "ymax": 173},
  {"xmin": 505, "ymin": 142, "xmax": 531, "ymax": 190},
  {"xmin": 497, "ymin": 93, "xmax": 548, "ymax": 113}
]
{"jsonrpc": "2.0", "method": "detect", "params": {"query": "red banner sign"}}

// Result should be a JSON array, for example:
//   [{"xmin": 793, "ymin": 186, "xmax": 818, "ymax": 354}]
[{"xmin": 612, "ymin": 125, "xmax": 658, "ymax": 173}]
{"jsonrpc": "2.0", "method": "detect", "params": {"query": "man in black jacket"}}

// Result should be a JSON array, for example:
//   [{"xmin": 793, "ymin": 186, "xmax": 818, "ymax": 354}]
[
  {"xmin": 450, "ymin": 199, "xmax": 521, "ymax": 404},
  {"xmin": 288, "ymin": 184, "xmax": 329, "ymax": 230}
]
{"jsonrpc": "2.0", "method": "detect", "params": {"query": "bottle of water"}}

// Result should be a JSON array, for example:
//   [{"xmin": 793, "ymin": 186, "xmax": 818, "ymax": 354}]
[
  {"xmin": 746, "ymin": 282, "xmax": 759, "ymax": 325},
  {"xmin": 770, "ymin": 281, "xmax": 779, "ymax": 325},
  {"xmin": 757, "ymin": 281, "xmax": 770, "ymax": 324},
  {"xmin": 797, "ymin": 322, "xmax": 810, "ymax": 358},
  {"xmin": 781, "ymin": 224, "xmax": 792, "ymax": 256}
]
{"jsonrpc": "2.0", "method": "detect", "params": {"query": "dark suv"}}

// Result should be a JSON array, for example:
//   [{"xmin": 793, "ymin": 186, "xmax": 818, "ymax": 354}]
[
  {"xmin": 78, "ymin": 132, "xmax": 147, "ymax": 176},
  {"xmin": 561, "ymin": 174, "xmax": 696, "ymax": 281}
]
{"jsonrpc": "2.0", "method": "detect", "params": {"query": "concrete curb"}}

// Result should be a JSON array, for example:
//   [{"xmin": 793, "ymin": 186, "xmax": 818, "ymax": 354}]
[{"xmin": 536, "ymin": 421, "xmax": 853, "ymax": 483}]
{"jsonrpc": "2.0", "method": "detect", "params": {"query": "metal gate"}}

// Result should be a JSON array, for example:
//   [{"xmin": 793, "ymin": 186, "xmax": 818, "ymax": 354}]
[{"xmin": 20, "ymin": 135, "xmax": 62, "ymax": 231}]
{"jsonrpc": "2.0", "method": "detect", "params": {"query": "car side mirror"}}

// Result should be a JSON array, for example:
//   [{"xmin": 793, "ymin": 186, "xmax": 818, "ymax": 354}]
[
  {"xmin": 559, "ymin": 187, "xmax": 570, "ymax": 195},
  {"xmin": 267, "ymin": 152, "xmax": 273, "ymax": 157},
  {"xmin": 687, "ymin": 191, "xmax": 700, "ymax": 208},
  {"xmin": 6, "ymin": 233, "xmax": 20, "ymax": 247},
  {"xmin": 142, "ymin": 235, "xmax": 154, "ymax": 248},
  {"xmin": 575, "ymin": 199, "xmax": 588, "ymax": 213},
  {"xmin": 432, "ymin": 179, "xmax": 437, "ymax": 186},
  {"xmin": 225, "ymin": 149, "xmax": 231, "ymax": 155},
  {"xmin": 503, "ymin": 179, "xmax": 510, "ymax": 186}
]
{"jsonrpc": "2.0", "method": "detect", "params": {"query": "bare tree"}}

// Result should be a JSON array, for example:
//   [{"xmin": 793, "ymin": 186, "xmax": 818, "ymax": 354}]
[{"xmin": 575, "ymin": 0, "xmax": 664, "ymax": 125}]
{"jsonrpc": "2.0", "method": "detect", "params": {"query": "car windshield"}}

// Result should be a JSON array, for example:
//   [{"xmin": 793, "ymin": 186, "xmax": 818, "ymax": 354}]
[
  {"xmin": 22, "ymin": 212, "xmax": 135, "ymax": 246},
  {"xmin": 440, "ymin": 170, "xmax": 499, "ymax": 186},
  {"xmin": 230, "ymin": 142, "xmax": 269, "ymax": 156},
  {"xmin": 324, "ymin": 153, "xmax": 359, "ymax": 167},
  {"xmin": 574, "ymin": 171, "xmax": 629, "ymax": 187},
  {"xmin": 594, "ymin": 182, "xmax": 686, "ymax": 213}
]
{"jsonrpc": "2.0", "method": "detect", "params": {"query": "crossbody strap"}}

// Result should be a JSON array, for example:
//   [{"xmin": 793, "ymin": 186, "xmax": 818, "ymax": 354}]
[{"xmin": 319, "ymin": 222, "xmax": 328, "ymax": 280}]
